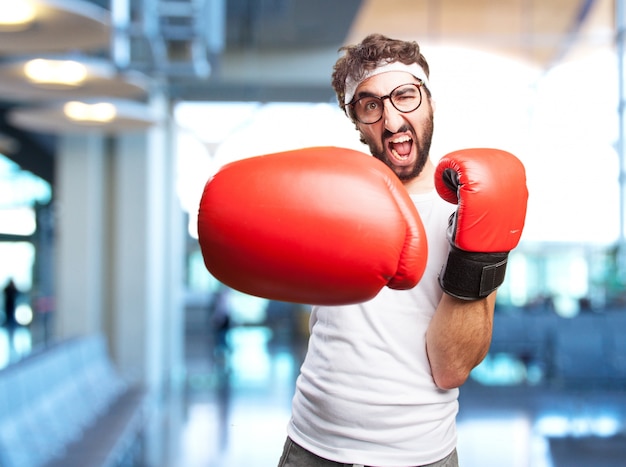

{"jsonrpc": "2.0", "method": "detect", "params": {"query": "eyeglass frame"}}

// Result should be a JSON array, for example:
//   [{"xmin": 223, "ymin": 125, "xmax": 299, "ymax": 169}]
[{"xmin": 343, "ymin": 81, "xmax": 425, "ymax": 125}]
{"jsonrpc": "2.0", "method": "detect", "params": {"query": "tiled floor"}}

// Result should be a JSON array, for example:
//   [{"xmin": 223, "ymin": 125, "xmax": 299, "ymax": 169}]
[
  {"xmin": 157, "ymin": 324, "xmax": 626, "ymax": 467},
  {"xmin": 2, "ymin": 317, "xmax": 626, "ymax": 466},
  {"xmin": 155, "ymin": 325, "xmax": 301, "ymax": 467}
]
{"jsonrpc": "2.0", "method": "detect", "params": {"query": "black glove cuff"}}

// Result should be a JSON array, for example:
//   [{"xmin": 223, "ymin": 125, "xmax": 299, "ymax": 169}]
[{"xmin": 439, "ymin": 246, "xmax": 509, "ymax": 300}]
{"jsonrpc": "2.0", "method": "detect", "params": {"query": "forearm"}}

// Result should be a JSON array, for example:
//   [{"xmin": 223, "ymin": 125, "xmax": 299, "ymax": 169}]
[
  {"xmin": 426, "ymin": 292, "xmax": 496, "ymax": 390},
  {"xmin": 425, "ymin": 149, "xmax": 525, "ymax": 390}
]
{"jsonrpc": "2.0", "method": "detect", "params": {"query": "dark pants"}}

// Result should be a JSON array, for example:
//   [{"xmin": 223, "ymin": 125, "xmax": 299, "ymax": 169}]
[{"xmin": 277, "ymin": 437, "xmax": 459, "ymax": 467}]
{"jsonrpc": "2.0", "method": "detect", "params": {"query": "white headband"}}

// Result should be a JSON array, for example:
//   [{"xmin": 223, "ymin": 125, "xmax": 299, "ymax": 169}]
[{"xmin": 344, "ymin": 61, "xmax": 430, "ymax": 105}]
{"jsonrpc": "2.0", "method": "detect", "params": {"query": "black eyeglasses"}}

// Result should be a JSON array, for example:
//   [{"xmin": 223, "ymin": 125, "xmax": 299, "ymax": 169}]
[{"xmin": 345, "ymin": 82, "xmax": 424, "ymax": 124}]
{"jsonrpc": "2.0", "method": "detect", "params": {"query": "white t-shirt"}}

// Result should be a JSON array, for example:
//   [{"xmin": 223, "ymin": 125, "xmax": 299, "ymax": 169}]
[{"xmin": 287, "ymin": 190, "xmax": 457, "ymax": 467}]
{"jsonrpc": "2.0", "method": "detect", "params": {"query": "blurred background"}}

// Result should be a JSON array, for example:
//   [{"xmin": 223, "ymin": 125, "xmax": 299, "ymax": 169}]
[{"xmin": 1, "ymin": 0, "xmax": 626, "ymax": 466}]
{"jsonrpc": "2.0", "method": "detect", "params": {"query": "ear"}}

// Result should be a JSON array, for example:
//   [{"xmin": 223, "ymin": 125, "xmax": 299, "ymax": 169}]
[{"xmin": 430, "ymin": 97, "xmax": 437, "ymax": 113}]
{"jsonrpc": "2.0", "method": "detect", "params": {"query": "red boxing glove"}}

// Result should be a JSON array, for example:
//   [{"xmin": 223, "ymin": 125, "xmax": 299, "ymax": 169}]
[
  {"xmin": 435, "ymin": 148, "xmax": 528, "ymax": 300},
  {"xmin": 198, "ymin": 146, "xmax": 428, "ymax": 305}
]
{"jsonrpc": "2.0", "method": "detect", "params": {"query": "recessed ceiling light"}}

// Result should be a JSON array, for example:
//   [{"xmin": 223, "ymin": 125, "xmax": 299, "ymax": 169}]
[
  {"xmin": 0, "ymin": 0, "xmax": 36, "ymax": 31},
  {"xmin": 24, "ymin": 58, "xmax": 88, "ymax": 88},
  {"xmin": 63, "ymin": 101, "xmax": 117, "ymax": 123}
]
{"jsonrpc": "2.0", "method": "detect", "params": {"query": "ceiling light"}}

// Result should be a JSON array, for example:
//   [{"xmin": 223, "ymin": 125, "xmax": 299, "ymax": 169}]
[
  {"xmin": 0, "ymin": 58, "xmax": 149, "ymax": 101},
  {"xmin": 0, "ymin": 0, "xmax": 36, "ymax": 31},
  {"xmin": 8, "ymin": 99, "xmax": 156, "ymax": 133},
  {"xmin": 63, "ymin": 101, "xmax": 117, "ymax": 123},
  {"xmin": 24, "ymin": 59, "xmax": 88, "ymax": 88}
]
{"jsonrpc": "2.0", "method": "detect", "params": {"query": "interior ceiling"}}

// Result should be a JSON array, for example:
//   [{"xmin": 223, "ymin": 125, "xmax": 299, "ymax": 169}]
[
  {"xmin": 171, "ymin": 0, "xmax": 614, "ymax": 101},
  {"xmin": 225, "ymin": 0, "xmax": 361, "ymax": 49},
  {"xmin": 0, "ymin": 0, "xmax": 109, "ymax": 55},
  {"xmin": 346, "ymin": 0, "xmax": 614, "ymax": 69},
  {"xmin": 0, "ymin": 0, "xmax": 616, "ymax": 185}
]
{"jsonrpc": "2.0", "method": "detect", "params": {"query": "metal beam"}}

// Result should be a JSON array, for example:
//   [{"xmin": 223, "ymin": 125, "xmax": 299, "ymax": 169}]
[{"xmin": 168, "ymin": 81, "xmax": 336, "ymax": 103}]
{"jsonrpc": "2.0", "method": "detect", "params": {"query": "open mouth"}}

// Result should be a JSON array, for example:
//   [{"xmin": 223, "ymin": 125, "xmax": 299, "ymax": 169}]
[{"xmin": 388, "ymin": 135, "xmax": 413, "ymax": 161}]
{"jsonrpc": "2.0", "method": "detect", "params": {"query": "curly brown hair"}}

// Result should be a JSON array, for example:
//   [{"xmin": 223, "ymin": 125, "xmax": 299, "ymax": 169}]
[{"xmin": 331, "ymin": 33, "xmax": 431, "ymax": 110}]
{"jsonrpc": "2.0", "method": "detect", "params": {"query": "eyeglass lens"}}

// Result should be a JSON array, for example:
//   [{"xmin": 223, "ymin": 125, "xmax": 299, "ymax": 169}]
[{"xmin": 351, "ymin": 83, "xmax": 422, "ymax": 124}]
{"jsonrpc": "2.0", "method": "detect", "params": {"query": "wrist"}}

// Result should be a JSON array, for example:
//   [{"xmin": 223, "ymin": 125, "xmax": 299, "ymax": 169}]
[{"xmin": 439, "ymin": 245, "xmax": 509, "ymax": 300}]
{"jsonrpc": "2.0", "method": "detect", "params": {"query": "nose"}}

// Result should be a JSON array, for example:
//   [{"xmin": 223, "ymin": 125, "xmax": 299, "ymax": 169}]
[{"xmin": 382, "ymin": 98, "xmax": 405, "ymax": 133}]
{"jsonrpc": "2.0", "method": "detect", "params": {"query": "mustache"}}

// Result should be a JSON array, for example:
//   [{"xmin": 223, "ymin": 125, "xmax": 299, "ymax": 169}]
[{"xmin": 383, "ymin": 125, "xmax": 412, "ymax": 140}]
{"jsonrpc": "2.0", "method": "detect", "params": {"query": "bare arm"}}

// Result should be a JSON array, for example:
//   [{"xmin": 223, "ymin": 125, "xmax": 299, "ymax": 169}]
[{"xmin": 426, "ymin": 292, "xmax": 496, "ymax": 390}]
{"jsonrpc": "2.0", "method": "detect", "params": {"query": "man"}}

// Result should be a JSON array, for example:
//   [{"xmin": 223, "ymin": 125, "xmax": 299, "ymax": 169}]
[
  {"xmin": 3, "ymin": 279, "xmax": 18, "ymax": 331},
  {"xmin": 277, "ymin": 34, "xmax": 500, "ymax": 467}
]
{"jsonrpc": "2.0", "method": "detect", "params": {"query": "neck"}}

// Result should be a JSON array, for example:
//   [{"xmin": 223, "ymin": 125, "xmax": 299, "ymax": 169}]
[{"xmin": 403, "ymin": 158, "xmax": 436, "ymax": 194}]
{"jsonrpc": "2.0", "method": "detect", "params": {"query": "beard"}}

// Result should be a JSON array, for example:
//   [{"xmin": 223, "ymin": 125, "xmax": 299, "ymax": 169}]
[{"xmin": 361, "ymin": 114, "xmax": 434, "ymax": 182}]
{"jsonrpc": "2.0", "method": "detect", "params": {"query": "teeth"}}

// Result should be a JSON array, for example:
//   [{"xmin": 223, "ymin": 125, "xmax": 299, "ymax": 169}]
[
  {"xmin": 390, "ymin": 135, "xmax": 411, "ymax": 144},
  {"xmin": 389, "ymin": 134, "xmax": 412, "ymax": 160}
]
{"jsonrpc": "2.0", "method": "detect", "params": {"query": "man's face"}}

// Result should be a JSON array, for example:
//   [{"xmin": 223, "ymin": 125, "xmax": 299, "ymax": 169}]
[{"xmin": 353, "ymin": 71, "xmax": 434, "ymax": 182}]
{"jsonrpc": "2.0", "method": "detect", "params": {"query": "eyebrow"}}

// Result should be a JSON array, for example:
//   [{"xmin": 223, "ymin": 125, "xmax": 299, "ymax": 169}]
[
  {"xmin": 353, "ymin": 81, "xmax": 421, "ymax": 102},
  {"xmin": 353, "ymin": 89, "xmax": 379, "ymax": 100}
]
